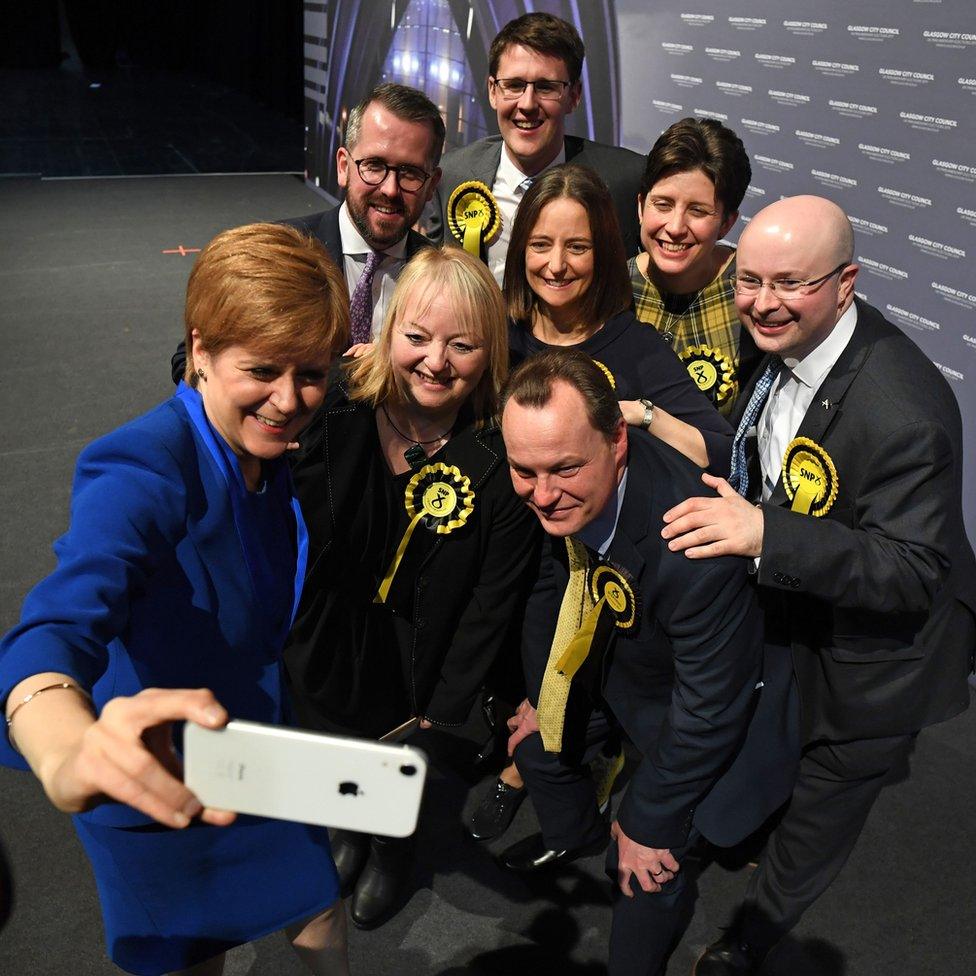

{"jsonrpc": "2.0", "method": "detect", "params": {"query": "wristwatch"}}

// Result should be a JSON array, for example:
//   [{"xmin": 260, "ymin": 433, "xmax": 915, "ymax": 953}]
[{"xmin": 639, "ymin": 398, "xmax": 654, "ymax": 429}]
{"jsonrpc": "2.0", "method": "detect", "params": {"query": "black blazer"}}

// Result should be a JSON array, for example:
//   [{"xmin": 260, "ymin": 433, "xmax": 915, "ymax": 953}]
[
  {"xmin": 170, "ymin": 205, "xmax": 431, "ymax": 383},
  {"xmin": 739, "ymin": 299, "xmax": 976, "ymax": 741},
  {"xmin": 285, "ymin": 384, "xmax": 541, "ymax": 730},
  {"xmin": 281, "ymin": 205, "xmax": 432, "ymax": 265},
  {"xmin": 426, "ymin": 134, "xmax": 646, "ymax": 258},
  {"xmin": 524, "ymin": 432, "xmax": 797, "ymax": 850}
]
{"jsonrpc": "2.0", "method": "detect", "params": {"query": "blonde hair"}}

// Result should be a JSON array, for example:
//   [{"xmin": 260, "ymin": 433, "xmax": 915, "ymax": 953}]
[
  {"xmin": 346, "ymin": 247, "xmax": 508, "ymax": 423},
  {"xmin": 184, "ymin": 222, "xmax": 349, "ymax": 383}
]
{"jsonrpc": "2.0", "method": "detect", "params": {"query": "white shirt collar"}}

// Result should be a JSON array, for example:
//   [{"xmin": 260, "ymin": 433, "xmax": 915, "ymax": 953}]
[
  {"xmin": 495, "ymin": 142, "xmax": 567, "ymax": 194},
  {"xmin": 577, "ymin": 466, "xmax": 628, "ymax": 558},
  {"xmin": 337, "ymin": 201, "xmax": 408, "ymax": 261},
  {"xmin": 783, "ymin": 301, "xmax": 858, "ymax": 389}
]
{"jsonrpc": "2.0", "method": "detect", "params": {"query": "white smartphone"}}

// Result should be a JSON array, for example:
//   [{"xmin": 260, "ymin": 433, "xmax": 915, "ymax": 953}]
[{"xmin": 184, "ymin": 719, "xmax": 427, "ymax": 837}]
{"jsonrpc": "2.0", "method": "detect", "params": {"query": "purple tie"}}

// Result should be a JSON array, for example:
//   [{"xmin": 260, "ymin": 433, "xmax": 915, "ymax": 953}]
[{"xmin": 349, "ymin": 251, "xmax": 381, "ymax": 345}]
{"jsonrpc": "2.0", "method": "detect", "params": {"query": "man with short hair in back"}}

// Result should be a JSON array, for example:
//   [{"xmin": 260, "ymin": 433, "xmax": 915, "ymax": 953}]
[
  {"xmin": 500, "ymin": 350, "xmax": 796, "ymax": 975},
  {"xmin": 427, "ymin": 13, "xmax": 645, "ymax": 282}
]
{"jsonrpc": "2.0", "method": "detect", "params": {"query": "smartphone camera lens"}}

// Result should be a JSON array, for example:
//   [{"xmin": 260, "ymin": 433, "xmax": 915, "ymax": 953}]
[{"xmin": 399, "ymin": 764, "xmax": 417, "ymax": 777}]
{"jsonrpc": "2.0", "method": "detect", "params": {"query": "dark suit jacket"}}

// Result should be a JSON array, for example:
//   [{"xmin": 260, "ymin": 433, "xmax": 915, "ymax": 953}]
[
  {"xmin": 524, "ymin": 432, "xmax": 797, "ymax": 850},
  {"xmin": 285, "ymin": 381, "xmax": 540, "ymax": 731},
  {"xmin": 739, "ymin": 299, "xmax": 976, "ymax": 742},
  {"xmin": 170, "ymin": 205, "xmax": 431, "ymax": 383},
  {"xmin": 426, "ymin": 134, "xmax": 646, "ymax": 258},
  {"xmin": 281, "ymin": 204, "xmax": 432, "ymax": 265}
]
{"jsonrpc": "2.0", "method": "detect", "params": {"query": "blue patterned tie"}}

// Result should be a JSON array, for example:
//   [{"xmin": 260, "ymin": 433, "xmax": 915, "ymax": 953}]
[
  {"xmin": 349, "ymin": 250, "xmax": 381, "ymax": 345},
  {"xmin": 729, "ymin": 360, "xmax": 778, "ymax": 497}
]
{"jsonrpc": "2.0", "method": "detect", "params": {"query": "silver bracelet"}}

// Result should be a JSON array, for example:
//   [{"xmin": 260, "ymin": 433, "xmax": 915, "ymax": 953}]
[{"xmin": 6, "ymin": 681, "xmax": 91, "ymax": 729}]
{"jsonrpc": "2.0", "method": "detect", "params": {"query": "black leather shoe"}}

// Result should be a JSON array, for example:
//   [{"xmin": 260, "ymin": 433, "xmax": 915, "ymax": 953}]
[
  {"xmin": 499, "ymin": 832, "xmax": 607, "ymax": 872},
  {"xmin": 330, "ymin": 829, "xmax": 370, "ymax": 897},
  {"xmin": 466, "ymin": 778, "xmax": 527, "ymax": 841},
  {"xmin": 350, "ymin": 835, "xmax": 413, "ymax": 929},
  {"xmin": 693, "ymin": 933, "xmax": 767, "ymax": 975}
]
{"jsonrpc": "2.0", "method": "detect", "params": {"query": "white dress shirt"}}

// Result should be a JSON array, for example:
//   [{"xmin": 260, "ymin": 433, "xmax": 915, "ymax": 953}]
[
  {"xmin": 757, "ymin": 303, "xmax": 858, "ymax": 501},
  {"xmin": 487, "ymin": 143, "xmax": 567, "ymax": 286},
  {"xmin": 338, "ymin": 202, "xmax": 409, "ymax": 339}
]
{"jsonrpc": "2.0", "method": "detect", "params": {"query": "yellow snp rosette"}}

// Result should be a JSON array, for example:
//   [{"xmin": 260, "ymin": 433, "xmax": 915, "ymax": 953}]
[
  {"xmin": 446, "ymin": 181, "xmax": 502, "ymax": 258},
  {"xmin": 679, "ymin": 345, "xmax": 735, "ymax": 407},
  {"xmin": 782, "ymin": 437, "xmax": 839, "ymax": 517},
  {"xmin": 374, "ymin": 462, "xmax": 475, "ymax": 604},
  {"xmin": 591, "ymin": 359, "xmax": 616, "ymax": 390},
  {"xmin": 553, "ymin": 564, "xmax": 639, "ymax": 679}
]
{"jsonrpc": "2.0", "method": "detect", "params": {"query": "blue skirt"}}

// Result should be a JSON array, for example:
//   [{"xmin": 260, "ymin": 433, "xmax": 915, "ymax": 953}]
[{"xmin": 74, "ymin": 814, "xmax": 339, "ymax": 975}]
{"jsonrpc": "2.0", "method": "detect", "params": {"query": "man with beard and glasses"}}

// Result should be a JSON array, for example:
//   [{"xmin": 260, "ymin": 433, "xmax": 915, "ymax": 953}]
[{"xmin": 170, "ymin": 84, "xmax": 443, "ymax": 381}]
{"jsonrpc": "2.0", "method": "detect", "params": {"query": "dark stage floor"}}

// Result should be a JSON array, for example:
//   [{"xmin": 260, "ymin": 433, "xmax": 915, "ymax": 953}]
[
  {"xmin": 0, "ymin": 29, "xmax": 302, "ymax": 179},
  {"xmin": 0, "ymin": 174, "xmax": 974, "ymax": 976}
]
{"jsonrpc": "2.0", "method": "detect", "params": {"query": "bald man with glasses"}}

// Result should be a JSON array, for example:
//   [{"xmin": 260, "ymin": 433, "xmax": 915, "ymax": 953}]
[{"xmin": 663, "ymin": 195, "xmax": 976, "ymax": 974}]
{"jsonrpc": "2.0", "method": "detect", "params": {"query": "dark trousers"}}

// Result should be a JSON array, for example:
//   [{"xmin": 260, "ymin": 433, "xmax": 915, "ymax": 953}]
[
  {"xmin": 513, "ymin": 707, "xmax": 614, "ymax": 851},
  {"xmin": 606, "ymin": 832, "xmax": 703, "ymax": 976},
  {"xmin": 517, "ymin": 714, "xmax": 703, "ymax": 976},
  {"xmin": 740, "ymin": 732, "xmax": 916, "ymax": 949}
]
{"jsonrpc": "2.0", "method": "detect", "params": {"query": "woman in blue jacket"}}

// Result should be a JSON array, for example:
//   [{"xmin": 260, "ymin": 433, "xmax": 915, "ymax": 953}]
[{"xmin": 0, "ymin": 224, "xmax": 351, "ymax": 976}]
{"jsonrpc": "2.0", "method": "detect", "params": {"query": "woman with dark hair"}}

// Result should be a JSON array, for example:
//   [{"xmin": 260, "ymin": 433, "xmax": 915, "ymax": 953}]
[
  {"xmin": 630, "ymin": 116, "xmax": 759, "ymax": 414},
  {"xmin": 504, "ymin": 163, "xmax": 731, "ymax": 472},
  {"xmin": 285, "ymin": 245, "xmax": 539, "ymax": 929},
  {"xmin": 0, "ymin": 224, "xmax": 351, "ymax": 975},
  {"xmin": 466, "ymin": 165, "xmax": 732, "ymax": 848}
]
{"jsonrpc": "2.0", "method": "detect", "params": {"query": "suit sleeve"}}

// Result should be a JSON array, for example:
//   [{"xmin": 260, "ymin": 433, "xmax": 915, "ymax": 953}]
[
  {"xmin": 0, "ymin": 427, "xmax": 187, "ymax": 768},
  {"xmin": 637, "ymin": 337, "xmax": 734, "ymax": 477},
  {"xmin": 616, "ymin": 557, "xmax": 762, "ymax": 849},
  {"xmin": 759, "ymin": 420, "xmax": 953, "ymax": 612},
  {"xmin": 421, "ymin": 471, "xmax": 542, "ymax": 725},
  {"xmin": 424, "ymin": 185, "xmax": 447, "ymax": 245}
]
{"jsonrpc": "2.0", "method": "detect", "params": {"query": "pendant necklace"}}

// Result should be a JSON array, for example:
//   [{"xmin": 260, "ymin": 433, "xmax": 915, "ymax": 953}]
[{"xmin": 382, "ymin": 404, "xmax": 453, "ymax": 468}]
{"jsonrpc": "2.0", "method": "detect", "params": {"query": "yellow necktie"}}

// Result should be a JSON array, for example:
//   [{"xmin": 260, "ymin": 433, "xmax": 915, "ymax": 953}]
[{"xmin": 537, "ymin": 537, "xmax": 595, "ymax": 753}]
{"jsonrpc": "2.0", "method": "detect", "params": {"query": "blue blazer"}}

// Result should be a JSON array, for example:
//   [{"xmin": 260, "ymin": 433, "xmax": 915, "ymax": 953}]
[{"xmin": 0, "ymin": 386, "xmax": 308, "ymax": 826}]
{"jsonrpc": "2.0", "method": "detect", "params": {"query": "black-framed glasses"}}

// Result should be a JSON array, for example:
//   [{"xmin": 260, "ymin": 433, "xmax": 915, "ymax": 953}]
[
  {"xmin": 729, "ymin": 263, "xmax": 848, "ymax": 299},
  {"xmin": 353, "ymin": 157, "xmax": 431, "ymax": 192},
  {"xmin": 490, "ymin": 77, "xmax": 572, "ymax": 100}
]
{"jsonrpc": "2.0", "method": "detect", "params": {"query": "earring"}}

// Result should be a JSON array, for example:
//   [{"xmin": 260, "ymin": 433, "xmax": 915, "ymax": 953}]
[{"xmin": 197, "ymin": 368, "xmax": 206, "ymax": 381}]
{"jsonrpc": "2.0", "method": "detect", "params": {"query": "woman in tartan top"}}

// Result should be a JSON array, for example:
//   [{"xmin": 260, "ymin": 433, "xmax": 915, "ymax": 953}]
[{"xmin": 629, "ymin": 117, "xmax": 761, "ymax": 416}]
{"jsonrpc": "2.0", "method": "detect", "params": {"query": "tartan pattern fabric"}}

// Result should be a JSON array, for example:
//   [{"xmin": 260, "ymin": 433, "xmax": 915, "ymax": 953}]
[{"xmin": 628, "ymin": 250, "xmax": 741, "ymax": 415}]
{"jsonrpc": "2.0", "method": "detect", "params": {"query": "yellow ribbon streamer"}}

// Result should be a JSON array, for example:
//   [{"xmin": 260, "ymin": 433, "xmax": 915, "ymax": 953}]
[
  {"xmin": 373, "ymin": 463, "xmax": 474, "ymax": 605},
  {"xmin": 374, "ymin": 511, "xmax": 425, "ymax": 605},
  {"xmin": 553, "ymin": 596, "xmax": 607, "ymax": 678}
]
